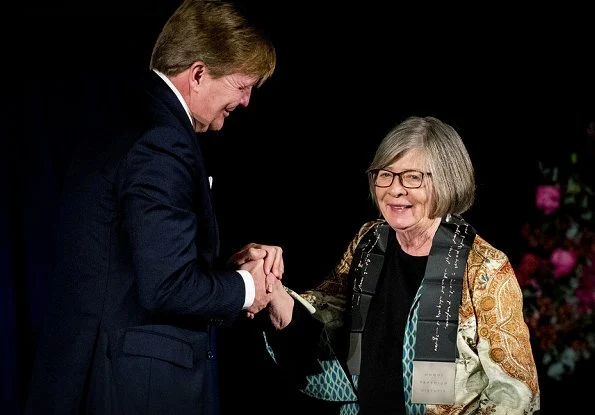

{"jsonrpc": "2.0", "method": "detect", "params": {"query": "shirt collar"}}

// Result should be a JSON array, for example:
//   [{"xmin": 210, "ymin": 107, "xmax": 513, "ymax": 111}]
[{"xmin": 152, "ymin": 69, "xmax": 194, "ymax": 128}]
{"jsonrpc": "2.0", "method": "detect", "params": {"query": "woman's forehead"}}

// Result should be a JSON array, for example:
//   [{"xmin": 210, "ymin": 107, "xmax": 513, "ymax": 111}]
[{"xmin": 389, "ymin": 148, "xmax": 425, "ymax": 167}]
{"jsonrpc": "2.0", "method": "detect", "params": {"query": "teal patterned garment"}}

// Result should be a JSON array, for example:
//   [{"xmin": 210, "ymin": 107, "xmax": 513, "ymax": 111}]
[
  {"xmin": 301, "ymin": 357, "xmax": 357, "ymax": 401},
  {"xmin": 295, "ymin": 328, "xmax": 357, "ymax": 402},
  {"xmin": 262, "ymin": 329, "xmax": 358, "ymax": 402},
  {"xmin": 264, "ymin": 306, "xmax": 428, "ymax": 415},
  {"xmin": 403, "ymin": 285, "xmax": 426, "ymax": 415},
  {"xmin": 338, "ymin": 376, "xmax": 360, "ymax": 415}
]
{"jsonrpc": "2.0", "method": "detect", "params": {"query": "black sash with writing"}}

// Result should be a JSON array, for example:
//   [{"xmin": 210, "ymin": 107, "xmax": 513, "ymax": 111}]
[
  {"xmin": 346, "ymin": 222, "xmax": 390, "ymax": 375},
  {"xmin": 414, "ymin": 214, "xmax": 475, "ymax": 363}
]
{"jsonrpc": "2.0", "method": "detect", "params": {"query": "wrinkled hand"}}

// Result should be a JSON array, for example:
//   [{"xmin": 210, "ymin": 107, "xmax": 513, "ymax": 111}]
[
  {"xmin": 245, "ymin": 279, "xmax": 294, "ymax": 330},
  {"xmin": 267, "ymin": 279, "xmax": 294, "ymax": 330},
  {"xmin": 228, "ymin": 243, "xmax": 284, "ymax": 290}
]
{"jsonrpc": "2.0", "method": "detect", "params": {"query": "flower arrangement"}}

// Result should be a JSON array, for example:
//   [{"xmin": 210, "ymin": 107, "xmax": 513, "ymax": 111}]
[{"xmin": 515, "ymin": 122, "xmax": 594, "ymax": 381}]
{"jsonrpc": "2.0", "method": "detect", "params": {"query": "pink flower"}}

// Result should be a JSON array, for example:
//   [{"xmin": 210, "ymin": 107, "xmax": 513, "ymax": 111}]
[
  {"xmin": 518, "ymin": 126, "xmax": 595, "ymax": 381},
  {"xmin": 550, "ymin": 248, "xmax": 578, "ymax": 278},
  {"xmin": 536, "ymin": 185, "xmax": 561, "ymax": 215},
  {"xmin": 516, "ymin": 253, "xmax": 542, "ymax": 287}
]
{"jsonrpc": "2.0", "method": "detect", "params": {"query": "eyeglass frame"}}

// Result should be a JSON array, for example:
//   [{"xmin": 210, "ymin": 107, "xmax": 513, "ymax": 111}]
[{"xmin": 370, "ymin": 169, "xmax": 432, "ymax": 189}]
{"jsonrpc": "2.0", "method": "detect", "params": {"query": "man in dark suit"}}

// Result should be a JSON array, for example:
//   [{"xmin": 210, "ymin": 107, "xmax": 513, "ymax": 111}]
[{"xmin": 25, "ymin": 1, "xmax": 281, "ymax": 413}]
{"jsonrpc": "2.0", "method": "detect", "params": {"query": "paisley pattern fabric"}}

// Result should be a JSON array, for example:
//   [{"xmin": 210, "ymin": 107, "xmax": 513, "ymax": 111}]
[{"xmin": 267, "ymin": 220, "xmax": 541, "ymax": 414}]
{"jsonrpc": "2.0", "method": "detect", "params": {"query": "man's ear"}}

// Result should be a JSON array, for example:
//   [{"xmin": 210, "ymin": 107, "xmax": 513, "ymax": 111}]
[{"xmin": 189, "ymin": 61, "xmax": 207, "ymax": 91}]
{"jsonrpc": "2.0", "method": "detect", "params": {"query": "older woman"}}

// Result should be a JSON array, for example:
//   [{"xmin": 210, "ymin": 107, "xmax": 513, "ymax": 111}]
[{"xmin": 263, "ymin": 116, "xmax": 540, "ymax": 414}]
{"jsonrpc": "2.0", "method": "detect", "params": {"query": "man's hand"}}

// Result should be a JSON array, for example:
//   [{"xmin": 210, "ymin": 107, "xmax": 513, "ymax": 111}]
[
  {"xmin": 239, "ymin": 258, "xmax": 273, "ymax": 315},
  {"xmin": 228, "ymin": 243, "xmax": 284, "ymax": 291}
]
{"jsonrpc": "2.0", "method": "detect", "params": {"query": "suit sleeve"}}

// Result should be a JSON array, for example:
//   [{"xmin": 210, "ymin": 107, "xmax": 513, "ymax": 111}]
[{"xmin": 118, "ymin": 126, "xmax": 245, "ymax": 319}]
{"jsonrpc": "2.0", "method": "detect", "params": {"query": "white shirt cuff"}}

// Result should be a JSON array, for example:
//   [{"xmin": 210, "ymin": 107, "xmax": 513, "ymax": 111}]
[{"xmin": 236, "ymin": 270, "xmax": 254, "ymax": 309}]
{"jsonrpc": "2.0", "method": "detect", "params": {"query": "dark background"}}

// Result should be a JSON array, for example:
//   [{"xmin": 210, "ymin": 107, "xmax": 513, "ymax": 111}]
[{"xmin": 5, "ymin": 1, "xmax": 593, "ymax": 413}]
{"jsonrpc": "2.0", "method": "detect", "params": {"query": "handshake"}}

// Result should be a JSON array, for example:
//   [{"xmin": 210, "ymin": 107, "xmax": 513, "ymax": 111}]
[{"xmin": 227, "ymin": 243, "xmax": 295, "ymax": 329}]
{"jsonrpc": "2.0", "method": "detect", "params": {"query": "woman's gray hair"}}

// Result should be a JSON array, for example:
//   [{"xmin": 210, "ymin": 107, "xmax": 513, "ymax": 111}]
[{"xmin": 367, "ymin": 116, "xmax": 475, "ymax": 218}]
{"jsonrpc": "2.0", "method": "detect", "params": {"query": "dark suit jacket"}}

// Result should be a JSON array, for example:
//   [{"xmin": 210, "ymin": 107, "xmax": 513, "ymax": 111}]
[{"xmin": 26, "ymin": 71, "xmax": 246, "ymax": 415}]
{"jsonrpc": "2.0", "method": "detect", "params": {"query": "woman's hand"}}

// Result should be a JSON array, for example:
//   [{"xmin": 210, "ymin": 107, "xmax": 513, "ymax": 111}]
[
  {"xmin": 245, "ymin": 279, "xmax": 294, "ymax": 329},
  {"xmin": 267, "ymin": 279, "xmax": 294, "ymax": 330}
]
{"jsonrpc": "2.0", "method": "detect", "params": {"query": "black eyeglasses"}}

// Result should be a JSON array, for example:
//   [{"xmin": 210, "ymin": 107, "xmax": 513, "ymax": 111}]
[{"xmin": 371, "ymin": 169, "xmax": 431, "ymax": 189}]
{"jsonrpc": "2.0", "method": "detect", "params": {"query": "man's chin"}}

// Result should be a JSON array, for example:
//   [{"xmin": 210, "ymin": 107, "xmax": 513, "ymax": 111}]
[{"xmin": 208, "ymin": 120, "xmax": 225, "ymax": 132}]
